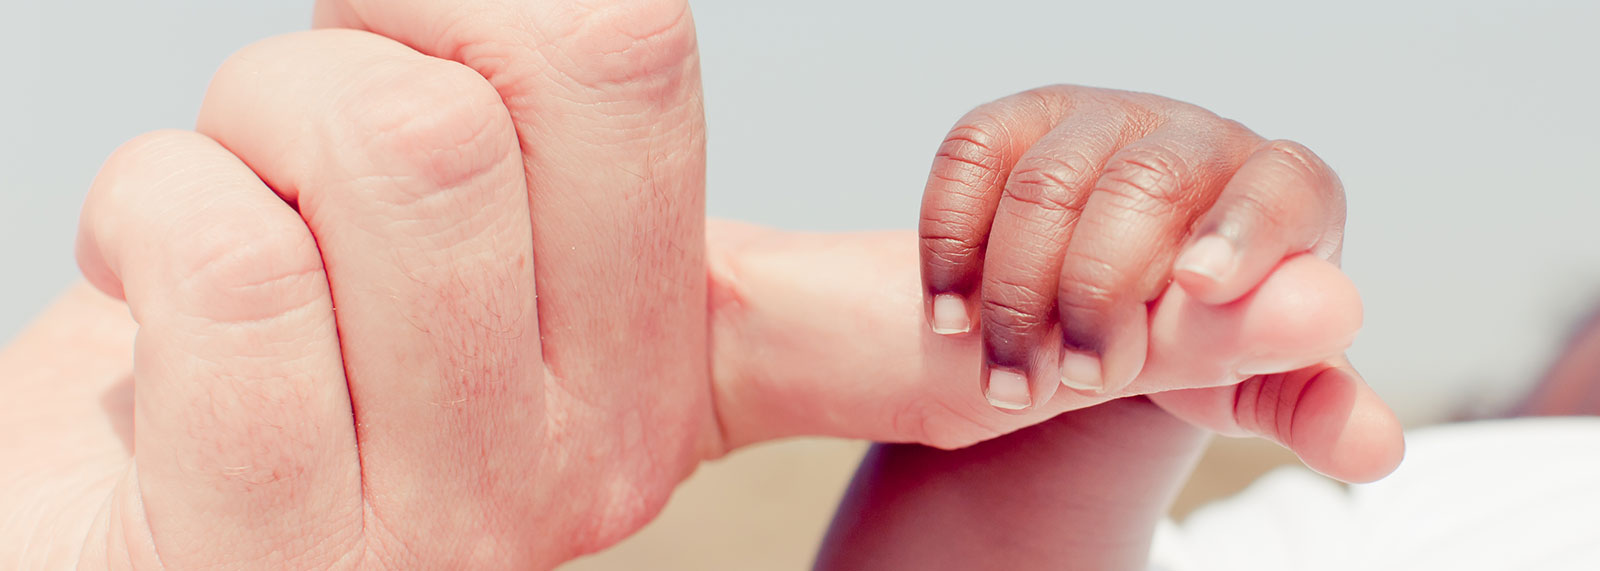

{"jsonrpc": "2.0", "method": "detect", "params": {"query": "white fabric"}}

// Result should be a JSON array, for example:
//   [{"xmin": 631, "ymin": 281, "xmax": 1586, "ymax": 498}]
[{"xmin": 1150, "ymin": 417, "xmax": 1600, "ymax": 570}]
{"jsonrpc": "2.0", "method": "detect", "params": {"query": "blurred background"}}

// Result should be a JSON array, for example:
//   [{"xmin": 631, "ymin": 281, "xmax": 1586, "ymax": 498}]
[{"xmin": 3, "ymin": 1, "xmax": 1598, "ymax": 568}]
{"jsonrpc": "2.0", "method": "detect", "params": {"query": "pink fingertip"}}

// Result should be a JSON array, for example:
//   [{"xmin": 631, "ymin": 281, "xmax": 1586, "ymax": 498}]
[
  {"xmin": 1174, "ymin": 235, "xmax": 1235, "ymax": 286},
  {"xmin": 931, "ymin": 293, "xmax": 971, "ymax": 335},
  {"xmin": 985, "ymin": 368, "xmax": 1032, "ymax": 411},
  {"xmin": 1059, "ymin": 348, "xmax": 1104, "ymax": 393}
]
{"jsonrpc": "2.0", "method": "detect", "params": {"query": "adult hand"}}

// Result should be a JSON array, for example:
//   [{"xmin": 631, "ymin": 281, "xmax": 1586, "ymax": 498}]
[
  {"xmin": 2, "ymin": 4, "xmax": 1397, "ymax": 570},
  {"xmin": 72, "ymin": 0, "xmax": 710, "ymax": 567}
]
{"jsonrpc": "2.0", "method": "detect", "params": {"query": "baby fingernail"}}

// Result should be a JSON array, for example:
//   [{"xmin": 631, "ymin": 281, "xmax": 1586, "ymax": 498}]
[
  {"xmin": 1059, "ymin": 346, "xmax": 1104, "ymax": 393},
  {"xmin": 985, "ymin": 367, "xmax": 1032, "ymax": 410},
  {"xmin": 1175, "ymin": 235, "xmax": 1236, "ymax": 283},
  {"xmin": 931, "ymin": 293, "xmax": 971, "ymax": 335}
]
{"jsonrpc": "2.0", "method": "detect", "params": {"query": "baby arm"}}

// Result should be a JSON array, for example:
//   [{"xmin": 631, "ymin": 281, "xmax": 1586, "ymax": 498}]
[{"xmin": 815, "ymin": 398, "xmax": 1204, "ymax": 571}]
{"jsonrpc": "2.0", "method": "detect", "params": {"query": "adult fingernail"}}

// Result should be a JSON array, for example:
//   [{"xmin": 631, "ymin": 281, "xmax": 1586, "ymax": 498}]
[
  {"xmin": 931, "ymin": 293, "xmax": 971, "ymax": 335},
  {"xmin": 1175, "ymin": 235, "xmax": 1236, "ymax": 284},
  {"xmin": 1059, "ymin": 346, "xmax": 1104, "ymax": 393},
  {"xmin": 985, "ymin": 367, "xmax": 1032, "ymax": 410}
]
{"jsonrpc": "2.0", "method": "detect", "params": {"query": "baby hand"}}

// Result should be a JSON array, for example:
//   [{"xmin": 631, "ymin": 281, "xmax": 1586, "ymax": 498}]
[
  {"xmin": 916, "ymin": 86, "xmax": 1399, "ymax": 481},
  {"xmin": 919, "ymin": 85, "xmax": 1347, "ymax": 404}
]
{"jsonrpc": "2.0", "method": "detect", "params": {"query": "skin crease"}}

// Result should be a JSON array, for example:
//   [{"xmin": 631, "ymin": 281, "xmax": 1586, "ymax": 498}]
[
  {"xmin": 918, "ymin": 86, "xmax": 1350, "ymax": 404},
  {"xmin": 2, "ymin": 1, "xmax": 1401, "ymax": 569},
  {"xmin": 707, "ymin": 223, "xmax": 1400, "ymax": 485},
  {"xmin": 9, "ymin": 227, "xmax": 1396, "ymax": 568}
]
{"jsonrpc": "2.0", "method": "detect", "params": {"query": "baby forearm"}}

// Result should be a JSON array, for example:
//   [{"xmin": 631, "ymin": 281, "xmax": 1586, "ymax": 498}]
[{"xmin": 814, "ymin": 397, "xmax": 1207, "ymax": 571}]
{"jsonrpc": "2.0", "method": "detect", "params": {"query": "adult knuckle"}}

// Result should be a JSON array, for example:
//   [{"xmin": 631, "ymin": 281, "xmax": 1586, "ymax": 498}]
[
  {"xmin": 170, "ymin": 216, "xmax": 326, "ymax": 326},
  {"xmin": 103, "ymin": 130, "xmax": 192, "ymax": 170},
  {"xmin": 542, "ymin": 0, "xmax": 698, "ymax": 91},
  {"xmin": 94, "ymin": 131, "xmax": 205, "ymax": 203},
  {"xmin": 336, "ymin": 58, "xmax": 518, "ymax": 202},
  {"xmin": 97, "ymin": 131, "xmax": 329, "ymax": 327}
]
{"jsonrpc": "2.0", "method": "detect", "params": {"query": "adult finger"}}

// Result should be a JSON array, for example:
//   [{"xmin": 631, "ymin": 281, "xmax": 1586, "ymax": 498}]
[
  {"xmin": 1150, "ymin": 362, "xmax": 1405, "ymax": 484},
  {"xmin": 197, "ymin": 30, "xmax": 548, "ymax": 566},
  {"xmin": 1144, "ymin": 254, "xmax": 1400, "ymax": 483},
  {"xmin": 75, "ymin": 131, "xmax": 362, "ymax": 568},
  {"xmin": 708, "ymin": 228, "xmax": 1372, "ymax": 454},
  {"xmin": 917, "ymin": 87, "xmax": 1074, "ymax": 336},
  {"xmin": 314, "ymin": 0, "xmax": 716, "ymax": 514},
  {"xmin": 976, "ymin": 102, "xmax": 1140, "ymax": 411},
  {"xmin": 1055, "ymin": 115, "xmax": 1260, "ymax": 394},
  {"xmin": 1132, "ymin": 253, "xmax": 1364, "ymax": 392},
  {"xmin": 1173, "ymin": 140, "xmax": 1347, "ymax": 304}
]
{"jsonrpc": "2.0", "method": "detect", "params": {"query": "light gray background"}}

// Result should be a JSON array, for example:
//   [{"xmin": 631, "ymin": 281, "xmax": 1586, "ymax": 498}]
[{"xmin": 4, "ymin": 1, "xmax": 1598, "ymax": 423}]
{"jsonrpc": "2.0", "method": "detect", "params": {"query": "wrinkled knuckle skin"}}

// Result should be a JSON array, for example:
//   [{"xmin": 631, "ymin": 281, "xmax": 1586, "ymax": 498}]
[
  {"xmin": 1056, "ymin": 252, "xmax": 1121, "ymax": 328},
  {"xmin": 920, "ymin": 213, "xmax": 986, "ymax": 281},
  {"xmin": 920, "ymin": 234, "xmax": 983, "ymax": 281},
  {"xmin": 91, "ymin": 130, "xmax": 196, "ymax": 210},
  {"xmin": 96, "ymin": 132, "xmax": 329, "ymax": 326},
  {"xmin": 929, "ymin": 120, "xmax": 1010, "ymax": 191},
  {"xmin": 1057, "ymin": 285, "xmax": 1116, "ymax": 338},
  {"xmin": 981, "ymin": 278, "xmax": 1052, "ymax": 356},
  {"xmin": 1058, "ymin": 248, "xmax": 1123, "ymax": 301},
  {"xmin": 922, "ymin": 114, "xmax": 1014, "ymax": 288},
  {"xmin": 1236, "ymin": 140, "xmax": 1347, "ymax": 235},
  {"xmin": 1059, "ymin": 279, "xmax": 1117, "ymax": 315},
  {"xmin": 543, "ymin": 0, "xmax": 699, "ymax": 91},
  {"xmin": 332, "ymin": 58, "xmax": 519, "ymax": 203},
  {"xmin": 168, "ymin": 215, "xmax": 328, "ymax": 327},
  {"xmin": 1005, "ymin": 153, "xmax": 1096, "ymax": 212},
  {"xmin": 1098, "ymin": 146, "xmax": 1187, "ymax": 206},
  {"xmin": 1262, "ymin": 139, "xmax": 1326, "ymax": 179},
  {"xmin": 1225, "ymin": 187, "xmax": 1291, "ymax": 230}
]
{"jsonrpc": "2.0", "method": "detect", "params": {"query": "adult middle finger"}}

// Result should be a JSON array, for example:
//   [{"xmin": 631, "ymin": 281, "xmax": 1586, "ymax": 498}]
[{"xmin": 198, "ymin": 29, "xmax": 548, "ymax": 566}]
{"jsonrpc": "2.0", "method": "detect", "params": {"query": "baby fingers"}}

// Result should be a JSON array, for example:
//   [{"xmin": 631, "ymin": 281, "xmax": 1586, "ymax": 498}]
[{"xmin": 1173, "ymin": 140, "xmax": 1347, "ymax": 304}]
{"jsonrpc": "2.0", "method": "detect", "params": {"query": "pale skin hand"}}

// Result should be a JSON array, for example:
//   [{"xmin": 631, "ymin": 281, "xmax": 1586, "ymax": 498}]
[{"xmin": 1, "ymin": 2, "xmax": 1399, "ymax": 569}]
